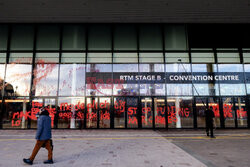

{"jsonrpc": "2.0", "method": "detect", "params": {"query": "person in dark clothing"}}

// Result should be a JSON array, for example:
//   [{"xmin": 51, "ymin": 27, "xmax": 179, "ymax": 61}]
[
  {"xmin": 23, "ymin": 108, "xmax": 53, "ymax": 165},
  {"xmin": 205, "ymin": 106, "xmax": 215, "ymax": 138}
]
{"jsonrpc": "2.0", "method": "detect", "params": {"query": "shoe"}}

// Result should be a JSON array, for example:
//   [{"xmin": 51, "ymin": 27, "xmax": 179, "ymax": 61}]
[
  {"xmin": 210, "ymin": 136, "xmax": 216, "ymax": 138},
  {"xmin": 23, "ymin": 158, "xmax": 33, "ymax": 165},
  {"xmin": 44, "ymin": 159, "xmax": 54, "ymax": 164},
  {"xmin": 206, "ymin": 133, "xmax": 209, "ymax": 137}
]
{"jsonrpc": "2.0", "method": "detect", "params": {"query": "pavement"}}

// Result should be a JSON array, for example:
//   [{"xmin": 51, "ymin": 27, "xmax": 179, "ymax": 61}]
[{"xmin": 0, "ymin": 129, "xmax": 250, "ymax": 167}]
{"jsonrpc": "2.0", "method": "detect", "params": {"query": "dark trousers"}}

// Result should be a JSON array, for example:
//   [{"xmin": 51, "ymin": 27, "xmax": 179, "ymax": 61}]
[
  {"xmin": 29, "ymin": 140, "xmax": 53, "ymax": 161},
  {"xmin": 206, "ymin": 123, "xmax": 214, "ymax": 137}
]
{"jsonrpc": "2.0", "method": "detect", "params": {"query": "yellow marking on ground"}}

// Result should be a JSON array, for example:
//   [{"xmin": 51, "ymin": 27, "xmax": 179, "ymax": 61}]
[{"xmin": 0, "ymin": 135, "xmax": 250, "ymax": 141}]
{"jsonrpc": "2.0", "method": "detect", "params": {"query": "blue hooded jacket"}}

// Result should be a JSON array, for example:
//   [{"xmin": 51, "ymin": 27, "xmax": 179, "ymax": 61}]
[{"xmin": 35, "ymin": 111, "xmax": 52, "ymax": 140}]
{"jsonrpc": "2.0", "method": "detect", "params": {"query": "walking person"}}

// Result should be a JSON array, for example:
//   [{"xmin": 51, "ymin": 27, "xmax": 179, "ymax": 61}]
[
  {"xmin": 205, "ymin": 106, "xmax": 215, "ymax": 138},
  {"xmin": 23, "ymin": 108, "xmax": 53, "ymax": 165}
]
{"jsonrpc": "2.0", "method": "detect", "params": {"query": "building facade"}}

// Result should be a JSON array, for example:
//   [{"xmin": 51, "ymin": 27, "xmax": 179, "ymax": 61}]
[{"xmin": 0, "ymin": 24, "xmax": 250, "ymax": 129}]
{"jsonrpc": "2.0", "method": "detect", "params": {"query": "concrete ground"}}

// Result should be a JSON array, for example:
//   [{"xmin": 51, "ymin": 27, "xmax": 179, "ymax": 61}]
[{"xmin": 0, "ymin": 129, "xmax": 249, "ymax": 167}]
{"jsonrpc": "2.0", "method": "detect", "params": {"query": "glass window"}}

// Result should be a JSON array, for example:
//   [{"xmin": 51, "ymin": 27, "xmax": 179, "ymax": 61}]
[
  {"xmin": 33, "ymin": 64, "xmax": 59, "ymax": 96},
  {"xmin": 113, "ymin": 53, "xmax": 138, "ymax": 63},
  {"xmin": 9, "ymin": 53, "xmax": 33, "ymax": 64},
  {"xmin": 36, "ymin": 26, "xmax": 60, "ymax": 50},
  {"xmin": 0, "ymin": 53, "xmax": 6, "ymax": 63},
  {"xmin": 88, "ymin": 25, "xmax": 111, "ymax": 50},
  {"xmin": 218, "ymin": 64, "xmax": 243, "ymax": 72},
  {"xmin": 243, "ymin": 52, "xmax": 250, "ymax": 63},
  {"xmin": 191, "ymin": 52, "xmax": 215, "ymax": 63},
  {"xmin": 220, "ymin": 84, "xmax": 246, "ymax": 96},
  {"xmin": 139, "ymin": 25, "xmax": 162, "ymax": 50},
  {"xmin": 35, "ymin": 53, "xmax": 59, "ymax": 63},
  {"xmin": 166, "ymin": 64, "xmax": 191, "ymax": 72},
  {"xmin": 114, "ymin": 97, "xmax": 126, "ymax": 128},
  {"xmin": 222, "ymin": 97, "xmax": 235, "ymax": 128},
  {"xmin": 58, "ymin": 97, "xmax": 85, "ymax": 129},
  {"xmin": 167, "ymin": 84, "xmax": 192, "ymax": 96},
  {"xmin": 114, "ymin": 25, "xmax": 137, "ymax": 50},
  {"xmin": 61, "ymin": 53, "xmax": 85, "ymax": 63},
  {"xmin": 127, "ymin": 97, "xmax": 138, "ymax": 128},
  {"xmin": 139, "ymin": 64, "xmax": 164, "ymax": 72},
  {"xmin": 139, "ymin": 53, "xmax": 164, "ymax": 63},
  {"xmin": 5, "ymin": 64, "xmax": 32, "ymax": 96},
  {"xmin": 86, "ymin": 64, "xmax": 112, "ymax": 96},
  {"xmin": 62, "ymin": 25, "xmax": 85, "ymax": 50},
  {"xmin": 140, "ymin": 84, "xmax": 165, "ymax": 96},
  {"xmin": 193, "ymin": 84, "xmax": 219, "ymax": 96},
  {"xmin": 113, "ymin": 64, "xmax": 138, "ymax": 72},
  {"xmin": 165, "ymin": 25, "xmax": 187, "ymax": 50},
  {"xmin": 0, "ymin": 25, "xmax": 8, "ymax": 50},
  {"xmin": 235, "ymin": 97, "xmax": 247, "ymax": 128},
  {"xmin": 10, "ymin": 25, "xmax": 34, "ymax": 50},
  {"xmin": 59, "ymin": 64, "xmax": 85, "ymax": 96},
  {"xmin": 165, "ymin": 53, "xmax": 189, "ymax": 63},
  {"xmin": 167, "ymin": 97, "xmax": 193, "ymax": 128},
  {"xmin": 87, "ymin": 53, "xmax": 112, "ymax": 63},
  {"xmin": 2, "ymin": 97, "xmax": 29, "ymax": 129},
  {"xmin": 113, "ymin": 84, "xmax": 139, "ymax": 96},
  {"xmin": 192, "ymin": 64, "xmax": 217, "ymax": 72},
  {"xmin": 217, "ymin": 52, "xmax": 240, "ymax": 63}
]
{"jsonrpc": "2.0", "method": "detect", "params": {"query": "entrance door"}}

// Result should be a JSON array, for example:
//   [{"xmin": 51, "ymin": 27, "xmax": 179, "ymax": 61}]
[{"xmin": 99, "ymin": 97, "xmax": 111, "ymax": 128}]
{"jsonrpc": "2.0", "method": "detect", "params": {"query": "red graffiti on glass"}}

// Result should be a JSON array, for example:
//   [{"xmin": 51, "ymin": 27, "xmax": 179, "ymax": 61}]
[
  {"xmin": 223, "ymin": 104, "xmax": 233, "ymax": 118},
  {"xmin": 237, "ymin": 108, "xmax": 247, "ymax": 118},
  {"xmin": 128, "ymin": 107, "xmax": 138, "ymax": 124}
]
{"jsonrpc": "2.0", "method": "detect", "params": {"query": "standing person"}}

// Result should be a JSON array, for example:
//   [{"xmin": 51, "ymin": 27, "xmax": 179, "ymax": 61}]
[
  {"xmin": 205, "ymin": 106, "xmax": 215, "ymax": 138},
  {"xmin": 23, "ymin": 108, "xmax": 53, "ymax": 165}
]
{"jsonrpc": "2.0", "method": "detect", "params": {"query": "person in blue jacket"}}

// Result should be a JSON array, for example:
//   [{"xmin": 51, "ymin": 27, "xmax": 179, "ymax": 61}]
[{"xmin": 23, "ymin": 108, "xmax": 53, "ymax": 165}]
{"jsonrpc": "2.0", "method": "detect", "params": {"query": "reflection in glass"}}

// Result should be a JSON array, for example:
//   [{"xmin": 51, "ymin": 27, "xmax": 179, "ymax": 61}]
[
  {"xmin": 167, "ymin": 97, "xmax": 193, "ymax": 128},
  {"xmin": 33, "ymin": 64, "xmax": 59, "ymax": 96},
  {"xmin": 9, "ymin": 53, "xmax": 33, "ymax": 64},
  {"xmin": 218, "ymin": 64, "xmax": 243, "ymax": 72},
  {"xmin": 165, "ymin": 53, "xmax": 189, "ymax": 63},
  {"xmin": 0, "ymin": 64, "xmax": 5, "ymax": 96},
  {"xmin": 5, "ymin": 64, "xmax": 32, "ymax": 96},
  {"xmin": 196, "ymin": 98, "xmax": 206, "ymax": 128},
  {"xmin": 87, "ymin": 97, "xmax": 98, "ymax": 128},
  {"xmin": 165, "ymin": 25, "xmax": 187, "ymax": 50},
  {"xmin": 217, "ymin": 53, "xmax": 240, "ymax": 63},
  {"xmin": 220, "ymin": 84, "xmax": 246, "ymax": 96},
  {"xmin": 208, "ymin": 98, "xmax": 220, "ymax": 128},
  {"xmin": 139, "ymin": 53, "xmax": 164, "ymax": 63},
  {"xmin": 166, "ymin": 64, "xmax": 191, "ymax": 72},
  {"xmin": 127, "ymin": 97, "xmax": 138, "ymax": 128},
  {"xmin": 140, "ymin": 84, "xmax": 165, "ymax": 96},
  {"xmin": 139, "ymin": 64, "xmax": 164, "ymax": 72},
  {"xmin": 59, "ymin": 64, "xmax": 85, "ymax": 96},
  {"xmin": 113, "ymin": 53, "xmax": 138, "ymax": 63},
  {"xmin": 113, "ymin": 64, "xmax": 138, "ymax": 72}
]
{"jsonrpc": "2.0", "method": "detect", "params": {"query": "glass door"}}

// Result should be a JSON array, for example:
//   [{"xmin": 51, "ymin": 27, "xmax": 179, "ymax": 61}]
[
  {"xmin": 86, "ymin": 97, "xmax": 98, "ymax": 128},
  {"xmin": 99, "ymin": 97, "xmax": 111, "ymax": 128},
  {"xmin": 141, "ymin": 97, "xmax": 153, "ymax": 128}
]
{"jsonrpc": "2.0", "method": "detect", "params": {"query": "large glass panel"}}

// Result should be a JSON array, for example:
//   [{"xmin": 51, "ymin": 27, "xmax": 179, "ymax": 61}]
[
  {"xmin": 154, "ymin": 98, "xmax": 166, "ymax": 128},
  {"xmin": 196, "ymin": 98, "xmax": 207, "ymax": 128},
  {"xmin": 0, "ymin": 53, "xmax": 6, "ymax": 63},
  {"xmin": 86, "ymin": 97, "xmax": 98, "ymax": 128},
  {"xmin": 87, "ymin": 53, "xmax": 112, "ymax": 63},
  {"xmin": 114, "ymin": 25, "xmax": 137, "ymax": 50},
  {"xmin": 61, "ymin": 53, "xmax": 86, "ymax": 63},
  {"xmin": 113, "ymin": 84, "xmax": 139, "ymax": 96},
  {"xmin": 2, "ymin": 97, "xmax": 30, "ymax": 129},
  {"xmin": 243, "ymin": 52, "xmax": 250, "ymax": 63},
  {"xmin": 0, "ymin": 53, "xmax": 6, "ymax": 97},
  {"xmin": 10, "ymin": 25, "xmax": 34, "ymax": 50},
  {"xmin": 114, "ymin": 97, "xmax": 126, "ymax": 128},
  {"xmin": 217, "ymin": 52, "xmax": 240, "ymax": 63},
  {"xmin": 113, "ymin": 64, "xmax": 138, "ymax": 72},
  {"xmin": 33, "ymin": 64, "xmax": 59, "ymax": 96},
  {"xmin": 208, "ymin": 98, "xmax": 220, "ymax": 128},
  {"xmin": 9, "ymin": 53, "xmax": 33, "ymax": 64},
  {"xmin": 36, "ymin": 26, "xmax": 60, "ymax": 50},
  {"xmin": 218, "ymin": 64, "xmax": 243, "ymax": 72},
  {"xmin": 165, "ymin": 25, "xmax": 187, "ymax": 50},
  {"xmin": 35, "ymin": 53, "xmax": 59, "ymax": 63},
  {"xmin": 139, "ymin": 53, "xmax": 164, "ymax": 63},
  {"xmin": 139, "ymin": 64, "xmax": 164, "ymax": 72},
  {"xmin": 139, "ymin": 25, "xmax": 162, "ymax": 50},
  {"xmin": 86, "ymin": 64, "xmax": 112, "ymax": 96},
  {"xmin": 127, "ymin": 97, "xmax": 138, "ymax": 128},
  {"xmin": 99, "ymin": 97, "xmax": 111, "ymax": 128},
  {"xmin": 62, "ymin": 25, "xmax": 85, "ymax": 50},
  {"xmin": 140, "ymin": 84, "xmax": 165, "ymax": 96},
  {"xmin": 166, "ymin": 63, "xmax": 191, "ymax": 72},
  {"xmin": 59, "ymin": 64, "xmax": 85, "ymax": 96},
  {"xmin": 58, "ymin": 97, "xmax": 85, "ymax": 129},
  {"xmin": 165, "ymin": 53, "xmax": 189, "ymax": 63},
  {"xmin": 191, "ymin": 52, "xmax": 215, "ymax": 63},
  {"xmin": 222, "ymin": 97, "xmax": 235, "ymax": 128},
  {"xmin": 113, "ymin": 53, "xmax": 138, "ymax": 63},
  {"xmin": 167, "ymin": 97, "xmax": 193, "ymax": 128},
  {"xmin": 29, "ymin": 98, "xmax": 43, "ymax": 129},
  {"xmin": 0, "ymin": 25, "xmax": 8, "ymax": 50},
  {"xmin": 5, "ymin": 64, "xmax": 32, "ymax": 96},
  {"xmin": 167, "ymin": 84, "xmax": 192, "ymax": 96},
  {"xmin": 192, "ymin": 64, "xmax": 219, "ymax": 96},
  {"xmin": 235, "ymin": 97, "xmax": 247, "ymax": 127},
  {"xmin": 141, "ymin": 97, "xmax": 153, "ymax": 128},
  {"xmin": 88, "ymin": 25, "xmax": 111, "ymax": 50}
]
